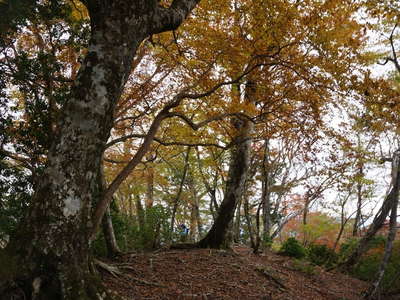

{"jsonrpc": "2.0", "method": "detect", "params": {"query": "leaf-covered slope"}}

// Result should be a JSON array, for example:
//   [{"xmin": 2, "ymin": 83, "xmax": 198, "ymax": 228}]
[{"xmin": 101, "ymin": 245, "xmax": 369, "ymax": 299}]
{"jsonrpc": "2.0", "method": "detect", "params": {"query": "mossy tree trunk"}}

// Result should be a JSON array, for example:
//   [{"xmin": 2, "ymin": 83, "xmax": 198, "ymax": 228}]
[{"xmin": 0, "ymin": 1, "xmax": 200, "ymax": 299}]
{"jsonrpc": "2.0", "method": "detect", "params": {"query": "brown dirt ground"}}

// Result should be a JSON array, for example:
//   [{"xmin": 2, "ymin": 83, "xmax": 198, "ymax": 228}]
[{"xmin": 101, "ymin": 244, "xmax": 369, "ymax": 300}]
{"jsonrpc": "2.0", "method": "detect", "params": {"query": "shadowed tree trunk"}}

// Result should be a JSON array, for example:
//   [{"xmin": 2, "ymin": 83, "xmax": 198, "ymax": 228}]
[
  {"xmin": 341, "ymin": 149, "xmax": 400, "ymax": 271},
  {"xmin": 187, "ymin": 170, "xmax": 203, "ymax": 239},
  {"xmin": 195, "ymin": 147, "xmax": 219, "ymax": 221},
  {"xmin": 244, "ymin": 193, "xmax": 256, "ymax": 249},
  {"xmin": 102, "ymin": 205, "xmax": 121, "ymax": 258},
  {"xmin": 366, "ymin": 188, "xmax": 398, "ymax": 300},
  {"xmin": 100, "ymin": 164, "xmax": 121, "ymax": 257},
  {"xmin": 0, "ymin": 1, "xmax": 200, "ymax": 299},
  {"xmin": 145, "ymin": 158, "xmax": 154, "ymax": 209},
  {"xmin": 198, "ymin": 80, "xmax": 255, "ymax": 249},
  {"xmin": 170, "ymin": 147, "xmax": 191, "ymax": 235},
  {"xmin": 136, "ymin": 196, "xmax": 145, "ymax": 231},
  {"xmin": 233, "ymin": 198, "xmax": 242, "ymax": 243},
  {"xmin": 261, "ymin": 139, "xmax": 272, "ymax": 244}
]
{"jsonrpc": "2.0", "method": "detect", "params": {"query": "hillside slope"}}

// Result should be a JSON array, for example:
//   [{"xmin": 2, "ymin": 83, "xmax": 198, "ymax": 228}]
[{"xmin": 101, "ymin": 245, "xmax": 368, "ymax": 299}]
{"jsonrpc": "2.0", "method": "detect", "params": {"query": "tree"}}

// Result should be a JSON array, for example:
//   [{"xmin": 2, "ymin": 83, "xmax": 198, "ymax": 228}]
[
  {"xmin": 0, "ymin": 1, "xmax": 200, "ymax": 299},
  {"xmin": 198, "ymin": 79, "xmax": 255, "ymax": 248}
]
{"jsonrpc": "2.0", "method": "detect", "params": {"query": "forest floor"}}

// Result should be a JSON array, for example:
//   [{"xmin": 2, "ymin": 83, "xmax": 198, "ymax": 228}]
[{"xmin": 101, "ymin": 244, "xmax": 371, "ymax": 300}]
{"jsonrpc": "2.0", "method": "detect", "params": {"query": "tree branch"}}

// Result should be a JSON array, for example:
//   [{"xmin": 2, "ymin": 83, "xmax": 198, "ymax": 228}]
[
  {"xmin": 389, "ymin": 23, "xmax": 400, "ymax": 73},
  {"xmin": 151, "ymin": 0, "xmax": 201, "ymax": 34},
  {"xmin": 91, "ymin": 60, "xmax": 266, "ymax": 241},
  {"xmin": 166, "ymin": 111, "xmax": 254, "ymax": 130}
]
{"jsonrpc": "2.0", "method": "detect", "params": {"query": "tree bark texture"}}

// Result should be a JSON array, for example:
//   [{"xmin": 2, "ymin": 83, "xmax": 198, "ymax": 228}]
[
  {"xmin": 1, "ymin": 1, "xmax": 200, "ymax": 299},
  {"xmin": 197, "ymin": 80, "xmax": 255, "ymax": 249}
]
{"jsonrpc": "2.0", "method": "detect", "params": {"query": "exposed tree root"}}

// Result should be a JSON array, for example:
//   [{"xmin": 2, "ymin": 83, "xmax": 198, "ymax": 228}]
[{"xmin": 255, "ymin": 265, "xmax": 287, "ymax": 290}]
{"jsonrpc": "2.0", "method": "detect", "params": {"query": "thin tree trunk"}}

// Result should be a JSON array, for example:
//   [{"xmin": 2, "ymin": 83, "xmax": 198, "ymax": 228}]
[
  {"xmin": 261, "ymin": 139, "xmax": 272, "ymax": 243},
  {"xmin": 100, "ymin": 165, "xmax": 121, "ymax": 257},
  {"xmin": 342, "ymin": 150, "xmax": 400, "ymax": 271},
  {"xmin": 243, "ymin": 193, "xmax": 256, "ymax": 249},
  {"xmin": 353, "ymin": 165, "xmax": 364, "ymax": 236},
  {"xmin": 136, "ymin": 196, "xmax": 145, "ymax": 230},
  {"xmin": 333, "ymin": 212, "xmax": 348, "ymax": 251},
  {"xmin": 102, "ymin": 205, "xmax": 121, "ymax": 257},
  {"xmin": 254, "ymin": 202, "xmax": 263, "ymax": 252},
  {"xmin": 196, "ymin": 147, "xmax": 219, "ymax": 220},
  {"xmin": 145, "ymin": 160, "xmax": 154, "ymax": 209},
  {"xmin": 233, "ymin": 198, "xmax": 242, "ymax": 243},
  {"xmin": 189, "ymin": 202, "xmax": 197, "ymax": 241},
  {"xmin": 170, "ymin": 147, "xmax": 191, "ymax": 235},
  {"xmin": 366, "ymin": 185, "xmax": 398, "ymax": 300},
  {"xmin": 187, "ymin": 169, "xmax": 203, "ymax": 239}
]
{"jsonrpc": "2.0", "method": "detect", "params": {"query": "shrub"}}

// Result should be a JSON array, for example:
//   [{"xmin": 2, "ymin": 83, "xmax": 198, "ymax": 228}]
[
  {"xmin": 92, "ymin": 204, "xmax": 171, "ymax": 256},
  {"xmin": 307, "ymin": 243, "xmax": 338, "ymax": 267},
  {"xmin": 291, "ymin": 259, "xmax": 318, "ymax": 276},
  {"xmin": 131, "ymin": 205, "xmax": 171, "ymax": 250},
  {"xmin": 339, "ymin": 236, "xmax": 386, "ymax": 262},
  {"xmin": 339, "ymin": 236, "xmax": 400, "ymax": 295},
  {"xmin": 262, "ymin": 235, "xmax": 273, "ymax": 249},
  {"xmin": 279, "ymin": 237, "xmax": 306, "ymax": 259}
]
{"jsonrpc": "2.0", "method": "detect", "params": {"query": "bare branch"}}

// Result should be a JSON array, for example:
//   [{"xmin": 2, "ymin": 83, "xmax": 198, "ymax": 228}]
[
  {"xmin": 167, "ymin": 111, "xmax": 254, "ymax": 131},
  {"xmin": 389, "ymin": 23, "xmax": 400, "ymax": 73},
  {"xmin": 153, "ymin": 137, "xmax": 227, "ymax": 149}
]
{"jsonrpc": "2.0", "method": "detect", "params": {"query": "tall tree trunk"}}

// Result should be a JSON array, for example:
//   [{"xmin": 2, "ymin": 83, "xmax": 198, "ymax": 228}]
[
  {"xmin": 145, "ymin": 159, "xmax": 154, "ymax": 209},
  {"xmin": 233, "ymin": 197, "xmax": 242, "ymax": 243},
  {"xmin": 187, "ymin": 171, "xmax": 203, "ymax": 238},
  {"xmin": 341, "ymin": 150, "xmax": 400, "ymax": 271},
  {"xmin": 100, "ymin": 165, "xmax": 121, "ymax": 257},
  {"xmin": 198, "ymin": 80, "xmax": 255, "ymax": 249},
  {"xmin": 333, "ymin": 197, "xmax": 351, "ymax": 251},
  {"xmin": 303, "ymin": 194, "xmax": 310, "ymax": 226},
  {"xmin": 353, "ymin": 165, "xmax": 364, "ymax": 236},
  {"xmin": 136, "ymin": 196, "xmax": 145, "ymax": 231},
  {"xmin": 102, "ymin": 205, "xmax": 121, "ymax": 257},
  {"xmin": 366, "ymin": 191, "xmax": 398, "ymax": 300},
  {"xmin": 196, "ymin": 147, "xmax": 219, "ymax": 221},
  {"xmin": 189, "ymin": 201, "xmax": 197, "ymax": 241},
  {"xmin": 1, "ymin": 2, "xmax": 200, "ymax": 298},
  {"xmin": 243, "ymin": 192, "xmax": 256, "ymax": 249},
  {"xmin": 261, "ymin": 139, "xmax": 272, "ymax": 243},
  {"xmin": 170, "ymin": 147, "xmax": 191, "ymax": 235}
]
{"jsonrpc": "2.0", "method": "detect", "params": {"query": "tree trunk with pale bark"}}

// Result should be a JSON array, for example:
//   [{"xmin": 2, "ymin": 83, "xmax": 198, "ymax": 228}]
[{"xmin": 0, "ymin": 1, "xmax": 199, "ymax": 299}]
